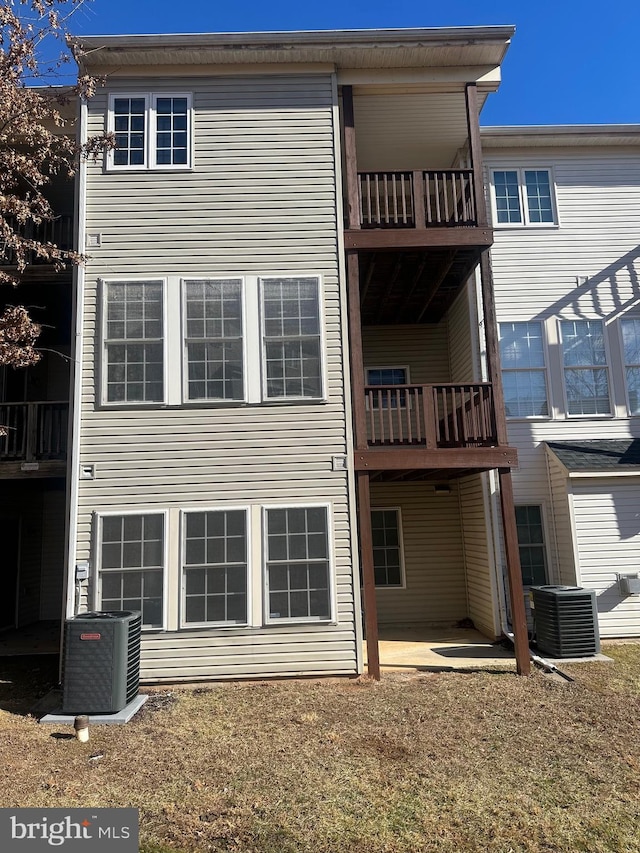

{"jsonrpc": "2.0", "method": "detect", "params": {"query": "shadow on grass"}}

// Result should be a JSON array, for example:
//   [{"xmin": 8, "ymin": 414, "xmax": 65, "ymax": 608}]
[{"xmin": 0, "ymin": 655, "xmax": 59, "ymax": 716}]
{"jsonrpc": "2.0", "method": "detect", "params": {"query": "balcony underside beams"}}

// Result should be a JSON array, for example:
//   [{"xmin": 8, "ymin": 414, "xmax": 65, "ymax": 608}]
[
  {"xmin": 345, "ymin": 226, "xmax": 492, "ymax": 251},
  {"xmin": 0, "ymin": 461, "xmax": 66, "ymax": 479},
  {"xmin": 355, "ymin": 446, "xmax": 518, "ymax": 471}
]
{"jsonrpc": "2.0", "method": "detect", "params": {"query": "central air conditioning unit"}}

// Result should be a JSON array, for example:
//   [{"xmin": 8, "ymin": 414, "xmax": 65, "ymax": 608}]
[
  {"xmin": 62, "ymin": 610, "xmax": 141, "ymax": 714},
  {"xmin": 530, "ymin": 586, "xmax": 600, "ymax": 658}
]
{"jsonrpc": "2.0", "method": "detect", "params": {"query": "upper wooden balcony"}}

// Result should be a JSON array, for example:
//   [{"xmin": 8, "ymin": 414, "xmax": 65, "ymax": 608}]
[
  {"xmin": 344, "ymin": 169, "xmax": 492, "ymax": 251},
  {"xmin": 0, "ymin": 401, "xmax": 69, "ymax": 477},
  {"xmin": 355, "ymin": 383, "xmax": 517, "ymax": 475},
  {"xmin": 0, "ymin": 215, "xmax": 74, "ymax": 280}
]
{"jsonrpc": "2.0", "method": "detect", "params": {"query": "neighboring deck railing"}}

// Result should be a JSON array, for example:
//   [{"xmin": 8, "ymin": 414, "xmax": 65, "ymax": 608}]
[
  {"xmin": 0, "ymin": 401, "xmax": 69, "ymax": 461},
  {"xmin": 0, "ymin": 215, "xmax": 74, "ymax": 265},
  {"xmin": 365, "ymin": 383, "xmax": 498, "ymax": 448},
  {"xmin": 357, "ymin": 170, "xmax": 477, "ymax": 229}
]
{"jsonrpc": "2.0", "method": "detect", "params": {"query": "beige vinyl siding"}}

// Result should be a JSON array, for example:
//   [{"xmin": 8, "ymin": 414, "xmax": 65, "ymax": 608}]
[
  {"xmin": 39, "ymin": 486, "xmax": 66, "ymax": 620},
  {"xmin": 447, "ymin": 283, "xmax": 477, "ymax": 382},
  {"xmin": 370, "ymin": 481, "xmax": 466, "ymax": 626},
  {"xmin": 362, "ymin": 323, "xmax": 450, "ymax": 384},
  {"xmin": 76, "ymin": 73, "xmax": 359, "ymax": 680},
  {"xmin": 572, "ymin": 479, "xmax": 640, "ymax": 637},
  {"xmin": 545, "ymin": 451, "xmax": 577, "ymax": 587},
  {"xmin": 458, "ymin": 473, "xmax": 500, "ymax": 638}
]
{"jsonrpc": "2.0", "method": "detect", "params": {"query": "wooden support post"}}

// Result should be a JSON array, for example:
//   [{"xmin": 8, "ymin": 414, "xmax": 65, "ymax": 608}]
[
  {"xmin": 412, "ymin": 170, "xmax": 426, "ymax": 230},
  {"xmin": 498, "ymin": 468, "xmax": 531, "ymax": 676},
  {"xmin": 341, "ymin": 85, "xmax": 361, "ymax": 230},
  {"xmin": 357, "ymin": 470, "xmax": 380, "ymax": 680},
  {"xmin": 464, "ymin": 82, "xmax": 488, "ymax": 228},
  {"xmin": 347, "ymin": 251, "xmax": 368, "ymax": 451}
]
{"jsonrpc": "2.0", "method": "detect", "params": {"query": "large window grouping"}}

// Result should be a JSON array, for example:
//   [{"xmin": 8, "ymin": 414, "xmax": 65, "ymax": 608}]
[{"xmin": 560, "ymin": 319, "xmax": 611, "ymax": 416}]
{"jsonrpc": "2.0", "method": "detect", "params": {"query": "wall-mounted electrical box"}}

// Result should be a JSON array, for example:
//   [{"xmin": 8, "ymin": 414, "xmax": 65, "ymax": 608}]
[{"xmin": 617, "ymin": 573, "xmax": 640, "ymax": 596}]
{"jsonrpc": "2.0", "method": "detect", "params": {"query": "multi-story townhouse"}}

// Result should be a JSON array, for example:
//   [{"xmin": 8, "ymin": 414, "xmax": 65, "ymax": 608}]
[
  {"xmin": 484, "ymin": 125, "xmax": 640, "ymax": 639},
  {"xmin": 1, "ymin": 26, "xmax": 537, "ymax": 680}
]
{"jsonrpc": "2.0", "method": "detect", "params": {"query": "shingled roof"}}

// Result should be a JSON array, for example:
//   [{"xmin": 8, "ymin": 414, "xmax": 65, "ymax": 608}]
[{"xmin": 546, "ymin": 439, "xmax": 640, "ymax": 472}]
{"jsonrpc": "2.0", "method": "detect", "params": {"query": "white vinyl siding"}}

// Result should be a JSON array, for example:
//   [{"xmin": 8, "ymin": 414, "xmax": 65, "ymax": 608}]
[{"xmin": 77, "ymin": 73, "xmax": 358, "ymax": 680}]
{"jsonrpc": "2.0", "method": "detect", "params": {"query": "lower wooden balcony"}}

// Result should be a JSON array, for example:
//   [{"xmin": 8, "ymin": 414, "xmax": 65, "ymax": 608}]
[
  {"xmin": 355, "ymin": 383, "xmax": 517, "ymax": 476},
  {"xmin": 0, "ymin": 401, "xmax": 69, "ymax": 477}
]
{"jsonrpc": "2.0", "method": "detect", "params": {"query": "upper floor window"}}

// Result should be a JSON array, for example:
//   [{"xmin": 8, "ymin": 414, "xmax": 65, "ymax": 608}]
[
  {"xmin": 108, "ymin": 93, "xmax": 192, "ymax": 170},
  {"xmin": 499, "ymin": 322, "xmax": 549, "ymax": 418},
  {"xmin": 560, "ymin": 319, "xmax": 611, "ymax": 416},
  {"xmin": 366, "ymin": 366, "xmax": 409, "ymax": 409},
  {"xmin": 621, "ymin": 318, "xmax": 640, "ymax": 415},
  {"xmin": 103, "ymin": 281, "xmax": 164, "ymax": 404},
  {"xmin": 491, "ymin": 169, "xmax": 556, "ymax": 226}
]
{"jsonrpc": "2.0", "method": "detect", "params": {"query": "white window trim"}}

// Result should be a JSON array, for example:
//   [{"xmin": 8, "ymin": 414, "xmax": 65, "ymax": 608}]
[
  {"xmin": 99, "ymin": 277, "xmax": 168, "ymax": 408},
  {"xmin": 489, "ymin": 166, "xmax": 558, "ymax": 228},
  {"xmin": 179, "ymin": 507, "xmax": 251, "ymax": 629},
  {"xmin": 514, "ymin": 503, "xmax": 550, "ymax": 588},
  {"xmin": 262, "ymin": 502, "xmax": 336, "ymax": 626},
  {"xmin": 93, "ymin": 509, "xmax": 169, "ymax": 631},
  {"xmin": 618, "ymin": 315, "xmax": 640, "ymax": 417},
  {"xmin": 107, "ymin": 92, "xmax": 193, "ymax": 172},
  {"xmin": 499, "ymin": 321, "xmax": 551, "ymax": 421},
  {"xmin": 259, "ymin": 275, "xmax": 327, "ymax": 404},
  {"xmin": 181, "ymin": 277, "xmax": 248, "ymax": 405},
  {"xmin": 558, "ymin": 318, "xmax": 613, "ymax": 419},
  {"xmin": 371, "ymin": 506, "xmax": 406, "ymax": 590}
]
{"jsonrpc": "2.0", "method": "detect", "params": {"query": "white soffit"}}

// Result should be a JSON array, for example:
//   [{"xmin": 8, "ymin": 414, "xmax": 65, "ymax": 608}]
[{"xmin": 354, "ymin": 92, "xmax": 469, "ymax": 171}]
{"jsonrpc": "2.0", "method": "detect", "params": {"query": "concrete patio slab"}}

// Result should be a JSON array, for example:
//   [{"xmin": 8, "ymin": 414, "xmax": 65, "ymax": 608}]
[{"xmin": 365, "ymin": 627, "xmax": 517, "ymax": 671}]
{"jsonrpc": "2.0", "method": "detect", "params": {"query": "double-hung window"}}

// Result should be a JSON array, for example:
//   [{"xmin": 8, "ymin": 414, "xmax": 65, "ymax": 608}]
[
  {"xmin": 265, "ymin": 506, "xmax": 331, "ymax": 622},
  {"xmin": 98, "ymin": 513, "xmax": 165, "ymax": 628},
  {"xmin": 491, "ymin": 169, "xmax": 556, "ymax": 225},
  {"xmin": 371, "ymin": 509, "xmax": 404, "ymax": 587},
  {"xmin": 261, "ymin": 277, "xmax": 323, "ymax": 400},
  {"xmin": 515, "ymin": 506, "xmax": 547, "ymax": 586},
  {"xmin": 621, "ymin": 318, "xmax": 640, "ymax": 415},
  {"xmin": 560, "ymin": 320, "xmax": 611, "ymax": 415},
  {"xmin": 103, "ymin": 281, "xmax": 164, "ymax": 404},
  {"xmin": 499, "ymin": 322, "xmax": 549, "ymax": 417},
  {"xmin": 182, "ymin": 510, "xmax": 248, "ymax": 626},
  {"xmin": 183, "ymin": 279, "xmax": 244, "ymax": 402},
  {"xmin": 109, "ymin": 94, "xmax": 192, "ymax": 170}
]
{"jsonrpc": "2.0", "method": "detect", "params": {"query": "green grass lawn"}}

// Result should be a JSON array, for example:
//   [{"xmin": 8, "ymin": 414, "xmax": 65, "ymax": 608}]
[{"xmin": 1, "ymin": 645, "xmax": 639, "ymax": 852}]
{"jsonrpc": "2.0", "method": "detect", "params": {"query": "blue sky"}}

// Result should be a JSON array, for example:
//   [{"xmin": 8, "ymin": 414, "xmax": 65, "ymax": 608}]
[{"xmin": 67, "ymin": 0, "xmax": 640, "ymax": 126}]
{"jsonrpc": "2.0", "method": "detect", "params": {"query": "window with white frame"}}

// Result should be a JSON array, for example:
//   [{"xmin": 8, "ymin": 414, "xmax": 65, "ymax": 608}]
[
  {"xmin": 515, "ymin": 506, "xmax": 547, "ymax": 586},
  {"xmin": 621, "ymin": 318, "xmax": 640, "ymax": 415},
  {"xmin": 491, "ymin": 169, "xmax": 556, "ymax": 225},
  {"xmin": 262, "ymin": 277, "xmax": 323, "ymax": 400},
  {"xmin": 103, "ymin": 281, "xmax": 164, "ymax": 404},
  {"xmin": 366, "ymin": 367, "xmax": 408, "ymax": 408},
  {"xmin": 182, "ymin": 510, "xmax": 248, "ymax": 626},
  {"xmin": 183, "ymin": 279, "xmax": 244, "ymax": 401},
  {"xmin": 499, "ymin": 322, "xmax": 549, "ymax": 418},
  {"xmin": 265, "ymin": 506, "xmax": 331, "ymax": 621},
  {"xmin": 371, "ymin": 509, "xmax": 404, "ymax": 587},
  {"xmin": 109, "ymin": 94, "xmax": 192, "ymax": 170},
  {"xmin": 98, "ymin": 514, "xmax": 165, "ymax": 628},
  {"xmin": 560, "ymin": 319, "xmax": 611, "ymax": 415}
]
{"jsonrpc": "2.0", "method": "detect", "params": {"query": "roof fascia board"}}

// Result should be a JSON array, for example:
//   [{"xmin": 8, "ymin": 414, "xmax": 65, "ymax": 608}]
[
  {"xmin": 338, "ymin": 65, "xmax": 502, "ymax": 89},
  {"xmin": 102, "ymin": 62, "xmax": 336, "ymax": 77},
  {"xmin": 568, "ymin": 470, "xmax": 640, "ymax": 478}
]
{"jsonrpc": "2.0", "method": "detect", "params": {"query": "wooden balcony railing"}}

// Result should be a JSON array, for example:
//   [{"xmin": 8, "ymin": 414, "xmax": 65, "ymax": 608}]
[
  {"xmin": 365, "ymin": 383, "xmax": 498, "ymax": 448},
  {"xmin": 0, "ymin": 401, "xmax": 69, "ymax": 461},
  {"xmin": 0, "ymin": 215, "xmax": 74, "ymax": 265},
  {"xmin": 358, "ymin": 170, "xmax": 477, "ymax": 229}
]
